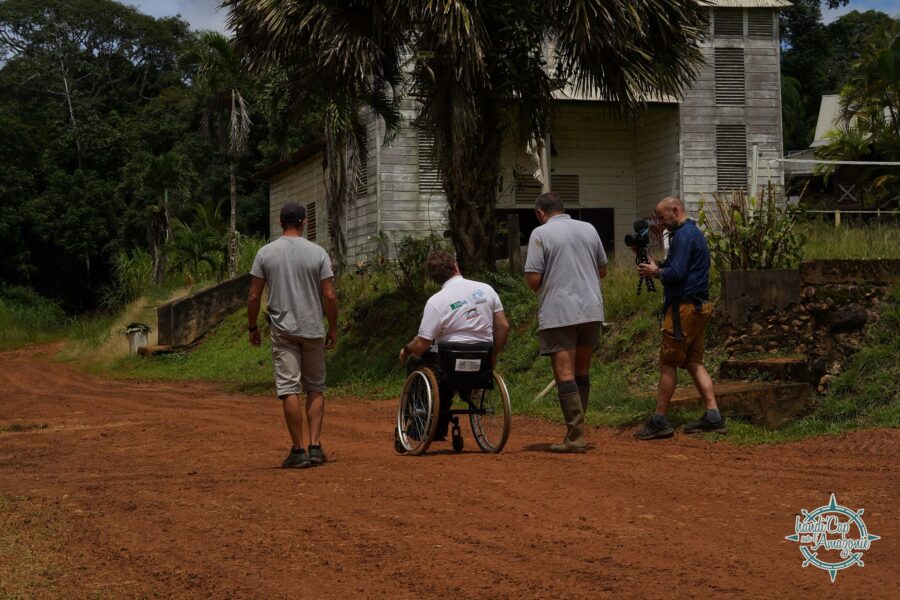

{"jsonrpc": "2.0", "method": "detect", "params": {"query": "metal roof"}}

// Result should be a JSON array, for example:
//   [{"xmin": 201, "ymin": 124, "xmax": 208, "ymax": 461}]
[
  {"xmin": 253, "ymin": 141, "xmax": 325, "ymax": 181},
  {"xmin": 702, "ymin": 0, "xmax": 792, "ymax": 7}
]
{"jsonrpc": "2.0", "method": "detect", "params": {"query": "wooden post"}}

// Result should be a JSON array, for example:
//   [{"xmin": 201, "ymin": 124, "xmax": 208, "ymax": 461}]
[
  {"xmin": 834, "ymin": 208, "xmax": 841, "ymax": 227},
  {"xmin": 507, "ymin": 214, "xmax": 523, "ymax": 275}
]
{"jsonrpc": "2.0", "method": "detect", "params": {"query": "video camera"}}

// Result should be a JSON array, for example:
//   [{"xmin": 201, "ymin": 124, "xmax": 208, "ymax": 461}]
[
  {"xmin": 623, "ymin": 218, "xmax": 656, "ymax": 295},
  {"xmin": 624, "ymin": 218, "xmax": 652, "ymax": 249}
]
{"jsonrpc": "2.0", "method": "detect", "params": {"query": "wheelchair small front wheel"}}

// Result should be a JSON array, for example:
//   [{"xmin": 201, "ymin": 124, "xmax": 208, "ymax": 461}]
[
  {"xmin": 469, "ymin": 372, "xmax": 512, "ymax": 453},
  {"xmin": 396, "ymin": 368, "xmax": 440, "ymax": 455}
]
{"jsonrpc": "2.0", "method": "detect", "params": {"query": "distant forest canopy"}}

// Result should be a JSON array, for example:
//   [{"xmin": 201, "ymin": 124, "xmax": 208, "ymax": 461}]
[
  {"xmin": 0, "ymin": 0, "xmax": 315, "ymax": 312},
  {"xmin": 781, "ymin": 1, "xmax": 898, "ymax": 150},
  {"xmin": 0, "ymin": 0, "xmax": 895, "ymax": 313}
]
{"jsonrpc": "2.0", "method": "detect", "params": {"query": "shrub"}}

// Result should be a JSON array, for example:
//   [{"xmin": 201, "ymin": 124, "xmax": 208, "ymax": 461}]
[{"xmin": 699, "ymin": 183, "xmax": 805, "ymax": 275}]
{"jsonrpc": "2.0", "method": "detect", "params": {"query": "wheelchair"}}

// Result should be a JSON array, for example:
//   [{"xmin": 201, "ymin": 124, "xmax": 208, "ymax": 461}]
[{"xmin": 395, "ymin": 342, "xmax": 511, "ymax": 455}]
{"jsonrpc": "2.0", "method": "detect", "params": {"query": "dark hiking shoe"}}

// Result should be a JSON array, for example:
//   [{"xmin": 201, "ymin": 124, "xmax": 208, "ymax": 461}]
[
  {"xmin": 282, "ymin": 449, "xmax": 310, "ymax": 469},
  {"xmin": 308, "ymin": 446, "xmax": 327, "ymax": 465},
  {"xmin": 634, "ymin": 417, "xmax": 675, "ymax": 440},
  {"xmin": 683, "ymin": 414, "xmax": 727, "ymax": 435}
]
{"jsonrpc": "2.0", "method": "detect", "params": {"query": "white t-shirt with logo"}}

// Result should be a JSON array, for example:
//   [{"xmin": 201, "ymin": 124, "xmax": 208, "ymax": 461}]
[{"xmin": 417, "ymin": 276, "xmax": 504, "ymax": 347}]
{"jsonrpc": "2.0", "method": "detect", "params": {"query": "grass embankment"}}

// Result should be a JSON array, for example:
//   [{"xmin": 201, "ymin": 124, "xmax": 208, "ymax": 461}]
[{"xmin": 5, "ymin": 223, "xmax": 898, "ymax": 444}]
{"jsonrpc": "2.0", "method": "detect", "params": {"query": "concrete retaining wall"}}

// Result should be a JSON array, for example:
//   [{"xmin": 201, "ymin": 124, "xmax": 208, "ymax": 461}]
[{"xmin": 158, "ymin": 274, "xmax": 252, "ymax": 348}]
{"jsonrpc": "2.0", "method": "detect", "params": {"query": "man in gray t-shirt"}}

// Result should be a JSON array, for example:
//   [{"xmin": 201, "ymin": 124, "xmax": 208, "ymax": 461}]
[
  {"xmin": 525, "ymin": 192, "xmax": 608, "ymax": 453},
  {"xmin": 247, "ymin": 201, "xmax": 338, "ymax": 469}
]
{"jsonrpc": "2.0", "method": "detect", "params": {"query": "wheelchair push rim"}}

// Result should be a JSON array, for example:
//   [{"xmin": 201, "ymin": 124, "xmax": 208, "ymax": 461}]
[
  {"xmin": 396, "ymin": 368, "xmax": 440, "ymax": 455},
  {"xmin": 468, "ymin": 372, "xmax": 511, "ymax": 453}
]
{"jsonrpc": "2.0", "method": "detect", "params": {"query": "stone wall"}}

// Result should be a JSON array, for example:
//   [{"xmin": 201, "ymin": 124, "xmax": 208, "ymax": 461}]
[
  {"xmin": 721, "ymin": 260, "xmax": 900, "ymax": 392},
  {"xmin": 158, "ymin": 274, "xmax": 252, "ymax": 348}
]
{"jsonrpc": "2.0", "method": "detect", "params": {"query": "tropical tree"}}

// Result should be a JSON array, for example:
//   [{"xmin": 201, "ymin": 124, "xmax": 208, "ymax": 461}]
[
  {"xmin": 181, "ymin": 31, "xmax": 252, "ymax": 279},
  {"xmin": 818, "ymin": 22, "xmax": 900, "ymax": 206},
  {"xmin": 225, "ymin": 0, "xmax": 708, "ymax": 272},
  {"xmin": 144, "ymin": 151, "xmax": 185, "ymax": 283}
]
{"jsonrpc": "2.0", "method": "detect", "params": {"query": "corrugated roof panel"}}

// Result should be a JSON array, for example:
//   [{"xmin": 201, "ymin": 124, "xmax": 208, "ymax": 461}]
[{"xmin": 705, "ymin": 0, "xmax": 790, "ymax": 7}]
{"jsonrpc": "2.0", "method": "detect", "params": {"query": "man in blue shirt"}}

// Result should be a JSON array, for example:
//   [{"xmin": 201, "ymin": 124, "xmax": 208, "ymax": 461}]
[{"xmin": 634, "ymin": 197, "xmax": 726, "ymax": 440}]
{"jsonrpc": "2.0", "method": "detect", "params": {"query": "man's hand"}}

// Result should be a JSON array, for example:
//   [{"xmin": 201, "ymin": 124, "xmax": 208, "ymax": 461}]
[
  {"xmin": 324, "ymin": 329, "xmax": 337, "ymax": 350},
  {"xmin": 398, "ymin": 346, "xmax": 408, "ymax": 366},
  {"xmin": 637, "ymin": 257, "xmax": 659, "ymax": 279},
  {"xmin": 249, "ymin": 329, "xmax": 262, "ymax": 346}
]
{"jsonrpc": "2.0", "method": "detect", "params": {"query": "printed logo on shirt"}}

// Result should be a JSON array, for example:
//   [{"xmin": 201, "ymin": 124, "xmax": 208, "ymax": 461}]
[
  {"xmin": 471, "ymin": 289, "xmax": 488, "ymax": 304},
  {"xmin": 463, "ymin": 308, "xmax": 479, "ymax": 320},
  {"xmin": 450, "ymin": 299, "xmax": 468, "ymax": 310}
]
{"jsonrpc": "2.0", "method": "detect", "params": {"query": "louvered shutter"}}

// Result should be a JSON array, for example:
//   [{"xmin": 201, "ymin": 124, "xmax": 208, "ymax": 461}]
[
  {"xmin": 356, "ymin": 153, "xmax": 369, "ymax": 200},
  {"xmin": 716, "ymin": 125, "xmax": 747, "ymax": 192},
  {"xmin": 417, "ymin": 128, "xmax": 443, "ymax": 196},
  {"xmin": 747, "ymin": 9, "xmax": 774, "ymax": 40},
  {"xmin": 305, "ymin": 202, "xmax": 317, "ymax": 242},
  {"xmin": 715, "ymin": 9, "xmax": 743, "ymax": 38},
  {"xmin": 552, "ymin": 175, "xmax": 580, "ymax": 205},
  {"xmin": 715, "ymin": 48, "xmax": 745, "ymax": 106},
  {"xmin": 514, "ymin": 174, "xmax": 542, "ymax": 205}
]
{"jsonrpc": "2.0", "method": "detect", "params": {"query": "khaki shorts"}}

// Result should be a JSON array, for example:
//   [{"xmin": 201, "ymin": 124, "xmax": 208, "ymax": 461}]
[
  {"xmin": 659, "ymin": 302, "xmax": 713, "ymax": 367},
  {"xmin": 538, "ymin": 322, "xmax": 602, "ymax": 356},
  {"xmin": 271, "ymin": 329, "xmax": 326, "ymax": 397}
]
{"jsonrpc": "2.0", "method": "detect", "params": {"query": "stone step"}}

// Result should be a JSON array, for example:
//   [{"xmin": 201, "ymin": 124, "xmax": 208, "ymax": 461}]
[
  {"xmin": 670, "ymin": 381, "xmax": 813, "ymax": 429},
  {"xmin": 718, "ymin": 357, "xmax": 809, "ymax": 383}
]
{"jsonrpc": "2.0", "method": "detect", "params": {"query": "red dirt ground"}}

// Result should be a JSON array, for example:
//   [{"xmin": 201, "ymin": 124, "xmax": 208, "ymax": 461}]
[{"xmin": 1, "ymin": 347, "xmax": 897, "ymax": 598}]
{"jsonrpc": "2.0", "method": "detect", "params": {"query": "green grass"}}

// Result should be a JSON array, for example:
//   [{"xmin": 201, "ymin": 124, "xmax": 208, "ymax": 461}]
[
  {"xmin": 800, "ymin": 221, "xmax": 900, "ymax": 260},
  {"xmin": 12, "ymin": 223, "xmax": 895, "ymax": 445}
]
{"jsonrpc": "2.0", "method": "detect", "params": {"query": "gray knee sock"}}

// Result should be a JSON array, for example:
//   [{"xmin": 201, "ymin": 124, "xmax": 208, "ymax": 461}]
[{"xmin": 575, "ymin": 375, "xmax": 590, "ymax": 412}]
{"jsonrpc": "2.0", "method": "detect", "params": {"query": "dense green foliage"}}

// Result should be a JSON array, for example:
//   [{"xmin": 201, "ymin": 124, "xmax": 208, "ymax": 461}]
[
  {"xmin": 0, "ymin": 0, "xmax": 301, "ymax": 312},
  {"xmin": 781, "ymin": 3, "xmax": 897, "ymax": 150}
]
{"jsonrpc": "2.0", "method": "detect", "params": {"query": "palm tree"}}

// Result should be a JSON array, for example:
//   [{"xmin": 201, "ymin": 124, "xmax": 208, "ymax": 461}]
[
  {"xmin": 181, "ymin": 31, "xmax": 252, "ymax": 279},
  {"xmin": 225, "ymin": 0, "xmax": 707, "ymax": 272},
  {"xmin": 144, "ymin": 151, "xmax": 183, "ymax": 283}
]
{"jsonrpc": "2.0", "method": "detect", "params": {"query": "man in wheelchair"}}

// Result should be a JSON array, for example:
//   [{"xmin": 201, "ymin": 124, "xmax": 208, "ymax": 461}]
[{"xmin": 398, "ymin": 250, "xmax": 510, "ymax": 443}]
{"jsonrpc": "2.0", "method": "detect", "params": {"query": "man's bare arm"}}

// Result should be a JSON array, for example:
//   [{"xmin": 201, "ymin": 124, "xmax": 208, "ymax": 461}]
[
  {"xmin": 321, "ymin": 277, "xmax": 338, "ymax": 349},
  {"xmin": 247, "ymin": 275, "xmax": 266, "ymax": 345},
  {"xmin": 492, "ymin": 311, "xmax": 510, "ymax": 354},
  {"xmin": 525, "ymin": 272, "xmax": 542, "ymax": 291}
]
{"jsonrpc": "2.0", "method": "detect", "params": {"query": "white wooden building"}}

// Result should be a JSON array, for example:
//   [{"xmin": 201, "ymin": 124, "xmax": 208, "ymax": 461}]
[{"xmin": 259, "ymin": 0, "xmax": 787, "ymax": 260}]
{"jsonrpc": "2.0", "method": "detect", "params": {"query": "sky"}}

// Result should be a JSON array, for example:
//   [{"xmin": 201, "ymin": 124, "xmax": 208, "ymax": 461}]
[
  {"xmin": 127, "ymin": 1, "xmax": 228, "ymax": 33},
  {"xmin": 824, "ymin": 0, "xmax": 900, "ymax": 22},
  {"xmin": 129, "ymin": 1, "xmax": 899, "ymax": 33}
]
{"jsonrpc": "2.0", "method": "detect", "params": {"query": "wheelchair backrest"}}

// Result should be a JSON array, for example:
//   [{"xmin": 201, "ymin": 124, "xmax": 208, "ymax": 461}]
[{"xmin": 436, "ymin": 341, "xmax": 494, "ymax": 389}]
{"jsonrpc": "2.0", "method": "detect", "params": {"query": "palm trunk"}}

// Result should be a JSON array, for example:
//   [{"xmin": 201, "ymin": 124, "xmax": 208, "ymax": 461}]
[
  {"xmin": 228, "ymin": 159, "xmax": 238, "ymax": 279},
  {"xmin": 441, "ymin": 121, "xmax": 503, "ymax": 274}
]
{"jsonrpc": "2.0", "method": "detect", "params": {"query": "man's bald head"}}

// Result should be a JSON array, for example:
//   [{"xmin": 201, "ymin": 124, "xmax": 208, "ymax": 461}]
[
  {"xmin": 654, "ymin": 196, "xmax": 687, "ymax": 229},
  {"xmin": 656, "ymin": 196, "xmax": 684, "ymax": 212}
]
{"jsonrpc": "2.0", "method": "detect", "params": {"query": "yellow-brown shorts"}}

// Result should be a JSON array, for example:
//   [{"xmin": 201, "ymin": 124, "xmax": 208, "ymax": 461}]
[{"xmin": 659, "ymin": 302, "xmax": 713, "ymax": 367}]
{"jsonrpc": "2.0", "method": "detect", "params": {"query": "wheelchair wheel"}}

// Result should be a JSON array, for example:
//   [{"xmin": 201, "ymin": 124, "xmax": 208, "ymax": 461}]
[
  {"xmin": 469, "ymin": 372, "xmax": 511, "ymax": 453},
  {"xmin": 396, "ymin": 368, "xmax": 440, "ymax": 455}
]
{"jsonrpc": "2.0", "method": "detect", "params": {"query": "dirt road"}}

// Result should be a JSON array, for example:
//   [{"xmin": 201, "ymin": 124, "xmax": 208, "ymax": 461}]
[{"xmin": 0, "ymin": 348, "xmax": 897, "ymax": 598}]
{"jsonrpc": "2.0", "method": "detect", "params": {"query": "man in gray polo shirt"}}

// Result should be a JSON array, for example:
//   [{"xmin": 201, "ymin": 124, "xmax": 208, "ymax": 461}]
[
  {"xmin": 525, "ymin": 192, "xmax": 608, "ymax": 453},
  {"xmin": 247, "ymin": 201, "xmax": 338, "ymax": 469}
]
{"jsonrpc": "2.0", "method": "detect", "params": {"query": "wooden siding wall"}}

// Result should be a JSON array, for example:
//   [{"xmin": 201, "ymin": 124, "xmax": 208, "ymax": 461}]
[
  {"xmin": 497, "ymin": 103, "xmax": 639, "ymax": 249},
  {"xmin": 350, "ymin": 101, "xmax": 448, "ymax": 260},
  {"xmin": 267, "ymin": 155, "xmax": 326, "ymax": 245},
  {"xmin": 634, "ymin": 106, "xmax": 681, "ymax": 218},
  {"xmin": 679, "ymin": 7, "xmax": 784, "ymax": 216},
  {"xmin": 344, "ymin": 114, "xmax": 380, "ymax": 260}
]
